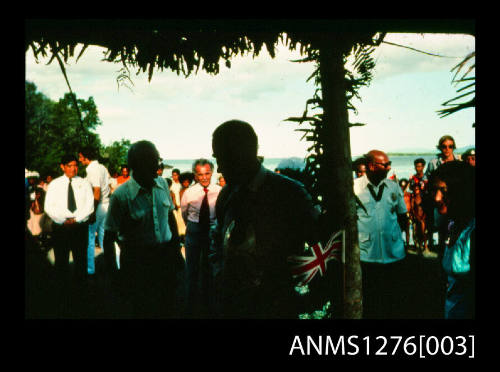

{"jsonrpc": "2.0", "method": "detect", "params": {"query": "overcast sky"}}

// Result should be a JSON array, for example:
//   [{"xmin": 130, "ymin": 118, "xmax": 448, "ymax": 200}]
[{"xmin": 25, "ymin": 32, "xmax": 475, "ymax": 159}]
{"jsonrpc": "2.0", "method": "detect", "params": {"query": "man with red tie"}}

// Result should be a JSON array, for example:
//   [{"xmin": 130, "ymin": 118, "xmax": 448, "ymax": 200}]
[{"xmin": 181, "ymin": 159, "xmax": 221, "ymax": 317}]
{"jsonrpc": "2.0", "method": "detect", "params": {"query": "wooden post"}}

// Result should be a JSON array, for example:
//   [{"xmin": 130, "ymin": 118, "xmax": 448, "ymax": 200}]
[{"xmin": 318, "ymin": 36, "xmax": 362, "ymax": 319}]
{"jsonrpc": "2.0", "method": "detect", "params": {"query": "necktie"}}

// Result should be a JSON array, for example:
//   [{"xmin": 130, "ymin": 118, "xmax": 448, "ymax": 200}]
[
  {"xmin": 199, "ymin": 187, "xmax": 210, "ymax": 228},
  {"xmin": 367, "ymin": 183, "xmax": 385, "ymax": 202},
  {"xmin": 68, "ymin": 178, "xmax": 77, "ymax": 212}
]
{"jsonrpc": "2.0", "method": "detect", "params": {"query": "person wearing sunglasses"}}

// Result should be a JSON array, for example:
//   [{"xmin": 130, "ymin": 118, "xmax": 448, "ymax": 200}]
[
  {"xmin": 424, "ymin": 135, "xmax": 458, "ymax": 179},
  {"xmin": 354, "ymin": 150, "xmax": 409, "ymax": 318},
  {"xmin": 424, "ymin": 135, "xmax": 459, "ymax": 259}
]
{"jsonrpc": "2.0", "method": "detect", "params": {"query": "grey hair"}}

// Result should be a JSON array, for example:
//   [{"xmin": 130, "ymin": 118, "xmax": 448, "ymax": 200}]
[{"xmin": 192, "ymin": 158, "xmax": 214, "ymax": 173}]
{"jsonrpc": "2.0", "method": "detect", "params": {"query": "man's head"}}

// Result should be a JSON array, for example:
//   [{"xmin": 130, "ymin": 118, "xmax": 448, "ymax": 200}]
[
  {"xmin": 414, "ymin": 158, "xmax": 426, "ymax": 174},
  {"xmin": 436, "ymin": 135, "xmax": 456, "ymax": 158},
  {"xmin": 60, "ymin": 154, "xmax": 79, "ymax": 179},
  {"xmin": 120, "ymin": 165, "xmax": 129, "ymax": 177},
  {"xmin": 78, "ymin": 146, "xmax": 99, "ymax": 166},
  {"xmin": 352, "ymin": 157, "xmax": 367, "ymax": 178},
  {"xmin": 429, "ymin": 160, "xmax": 475, "ymax": 220},
  {"xmin": 172, "ymin": 168, "xmax": 180, "ymax": 183},
  {"xmin": 365, "ymin": 150, "xmax": 391, "ymax": 185},
  {"xmin": 212, "ymin": 120, "xmax": 260, "ymax": 185},
  {"xmin": 127, "ymin": 140, "xmax": 160, "ymax": 188},
  {"xmin": 462, "ymin": 148, "xmax": 476, "ymax": 167},
  {"xmin": 192, "ymin": 159, "xmax": 214, "ymax": 188}
]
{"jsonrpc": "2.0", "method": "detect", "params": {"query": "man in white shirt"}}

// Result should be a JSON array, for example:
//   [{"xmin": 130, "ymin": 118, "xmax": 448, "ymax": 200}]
[
  {"xmin": 103, "ymin": 141, "xmax": 183, "ymax": 318},
  {"xmin": 79, "ymin": 147, "xmax": 111, "ymax": 276},
  {"xmin": 181, "ymin": 159, "xmax": 221, "ymax": 317},
  {"xmin": 354, "ymin": 150, "xmax": 408, "ymax": 319},
  {"xmin": 44, "ymin": 154, "xmax": 94, "ymax": 313}
]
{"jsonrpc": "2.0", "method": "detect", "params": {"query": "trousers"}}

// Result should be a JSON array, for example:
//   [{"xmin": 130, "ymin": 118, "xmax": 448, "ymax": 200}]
[
  {"xmin": 87, "ymin": 202, "xmax": 108, "ymax": 274},
  {"xmin": 184, "ymin": 221, "xmax": 211, "ymax": 315},
  {"xmin": 118, "ymin": 241, "xmax": 185, "ymax": 318}
]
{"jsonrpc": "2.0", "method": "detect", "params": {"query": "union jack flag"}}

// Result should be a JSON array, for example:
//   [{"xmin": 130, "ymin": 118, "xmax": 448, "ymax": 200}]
[{"xmin": 288, "ymin": 231, "xmax": 343, "ymax": 286}]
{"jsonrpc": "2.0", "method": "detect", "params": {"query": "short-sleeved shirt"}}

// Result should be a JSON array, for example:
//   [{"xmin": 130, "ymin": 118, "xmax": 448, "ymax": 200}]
[
  {"xmin": 105, "ymin": 176, "xmax": 174, "ymax": 247},
  {"xmin": 85, "ymin": 160, "xmax": 111, "ymax": 205},
  {"xmin": 354, "ymin": 175, "xmax": 407, "ymax": 264}
]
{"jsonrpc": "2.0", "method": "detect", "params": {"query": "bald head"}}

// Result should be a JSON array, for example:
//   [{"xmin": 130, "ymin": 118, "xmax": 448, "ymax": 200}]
[
  {"xmin": 365, "ymin": 150, "xmax": 391, "ymax": 185},
  {"xmin": 365, "ymin": 150, "xmax": 387, "ymax": 163}
]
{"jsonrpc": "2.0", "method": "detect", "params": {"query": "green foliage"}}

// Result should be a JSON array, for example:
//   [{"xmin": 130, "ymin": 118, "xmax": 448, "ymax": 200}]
[
  {"xmin": 284, "ymin": 38, "xmax": 378, "ymax": 208},
  {"xmin": 438, "ymin": 51, "xmax": 475, "ymax": 124},
  {"xmin": 298, "ymin": 301, "xmax": 332, "ymax": 319},
  {"xmin": 101, "ymin": 139, "xmax": 132, "ymax": 175},
  {"xmin": 25, "ymin": 81, "xmax": 103, "ymax": 178}
]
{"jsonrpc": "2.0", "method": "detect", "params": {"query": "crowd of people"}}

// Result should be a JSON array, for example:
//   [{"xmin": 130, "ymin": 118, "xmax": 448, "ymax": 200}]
[
  {"xmin": 352, "ymin": 135, "xmax": 475, "ymax": 319},
  {"xmin": 25, "ymin": 125, "xmax": 475, "ymax": 319}
]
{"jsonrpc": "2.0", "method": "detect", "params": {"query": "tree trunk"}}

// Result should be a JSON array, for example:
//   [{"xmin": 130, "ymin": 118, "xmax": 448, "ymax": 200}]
[{"xmin": 318, "ymin": 38, "xmax": 362, "ymax": 319}]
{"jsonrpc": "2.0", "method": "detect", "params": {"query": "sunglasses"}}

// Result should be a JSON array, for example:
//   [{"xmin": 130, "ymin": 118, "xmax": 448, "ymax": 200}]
[
  {"xmin": 440, "ymin": 144, "xmax": 454, "ymax": 149},
  {"xmin": 374, "ymin": 161, "xmax": 392, "ymax": 168}
]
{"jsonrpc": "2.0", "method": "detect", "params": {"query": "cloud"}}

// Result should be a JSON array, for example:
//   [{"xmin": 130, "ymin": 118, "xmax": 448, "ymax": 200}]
[
  {"xmin": 367, "ymin": 33, "xmax": 475, "ymax": 80},
  {"xmin": 26, "ymin": 33, "xmax": 474, "ymax": 160}
]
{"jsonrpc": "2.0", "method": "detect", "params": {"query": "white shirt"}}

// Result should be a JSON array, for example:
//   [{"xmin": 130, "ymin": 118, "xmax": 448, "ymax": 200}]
[
  {"xmin": 354, "ymin": 175, "xmax": 407, "ymax": 264},
  {"xmin": 85, "ymin": 160, "xmax": 110, "ymax": 205},
  {"xmin": 44, "ymin": 175, "xmax": 95, "ymax": 225},
  {"xmin": 105, "ymin": 176, "xmax": 174, "ymax": 246},
  {"xmin": 170, "ymin": 181, "xmax": 181, "ymax": 206},
  {"xmin": 181, "ymin": 182, "xmax": 221, "ymax": 224}
]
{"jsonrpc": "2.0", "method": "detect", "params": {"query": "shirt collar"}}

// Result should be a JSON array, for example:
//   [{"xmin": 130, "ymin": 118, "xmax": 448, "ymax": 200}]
[
  {"xmin": 438, "ymin": 155, "xmax": 457, "ymax": 163},
  {"xmin": 363, "ymin": 174, "xmax": 389, "ymax": 190},
  {"xmin": 193, "ymin": 182, "xmax": 216, "ymax": 191},
  {"xmin": 128, "ymin": 176, "xmax": 166, "ymax": 199}
]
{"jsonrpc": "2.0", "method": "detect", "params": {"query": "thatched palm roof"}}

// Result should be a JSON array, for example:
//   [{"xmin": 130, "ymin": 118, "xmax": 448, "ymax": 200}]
[{"xmin": 26, "ymin": 19, "xmax": 474, "ymax": 80}]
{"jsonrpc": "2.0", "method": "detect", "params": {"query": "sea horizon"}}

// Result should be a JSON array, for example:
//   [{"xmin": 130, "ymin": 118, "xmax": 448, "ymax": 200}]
[{"xmin": 163, "ymin": 150, "xmax": 473, "ymax": 182}]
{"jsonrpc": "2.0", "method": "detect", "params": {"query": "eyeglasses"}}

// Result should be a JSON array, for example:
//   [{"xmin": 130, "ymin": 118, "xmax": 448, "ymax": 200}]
[
  {"xmin": 440, "ymin": 145, "xmax": 454, "ymax": 149},
  {"xmin": 374, "ymin": 161, "xmax": 392, "ymax": 168}
]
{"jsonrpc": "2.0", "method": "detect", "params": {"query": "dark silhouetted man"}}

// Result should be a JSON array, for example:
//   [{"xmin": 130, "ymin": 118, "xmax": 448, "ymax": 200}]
[{"xmin": 210, "ymin": 120, "xmax": 319, "ymax": 318}]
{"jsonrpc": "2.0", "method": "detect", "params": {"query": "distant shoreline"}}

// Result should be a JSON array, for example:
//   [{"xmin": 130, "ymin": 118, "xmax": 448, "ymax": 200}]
[{"xmin": 386, "ymin": 152, "xmax": 436, "ymax": 156}]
